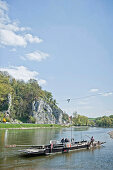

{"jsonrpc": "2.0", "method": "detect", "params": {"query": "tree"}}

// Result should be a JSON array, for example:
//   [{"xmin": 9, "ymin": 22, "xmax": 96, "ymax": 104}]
[
  {"xmin": 62, "ymin": 112, "xmax": 70, "ymax": 123},
  {"xmin": 0, "ymin": 71, "xmax": 60, "ymax": 123},
  {"xmin": 73, "ymin": 114, "xmax": 90, "ymax": 126},
  {"xmin": 0, "ymin": 72, "xmax": 13, "ymax": 111},
  {"xmin": 95, "ymin": 116, "xmax": 113, "ymax": 127}
]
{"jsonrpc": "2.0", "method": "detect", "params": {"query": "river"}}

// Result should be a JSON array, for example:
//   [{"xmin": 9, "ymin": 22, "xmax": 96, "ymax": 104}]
[{"xmin": 0, "ymin": 127, "xmax": 113, "ymax": 170}]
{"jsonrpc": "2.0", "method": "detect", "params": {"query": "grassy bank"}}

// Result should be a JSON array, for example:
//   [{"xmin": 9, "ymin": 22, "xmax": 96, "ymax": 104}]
[{"xmin": 0, "ymin": 123, "xmax": 63, "ymax": 129}]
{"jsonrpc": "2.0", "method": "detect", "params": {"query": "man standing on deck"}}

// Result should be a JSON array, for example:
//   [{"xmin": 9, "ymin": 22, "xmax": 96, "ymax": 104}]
[
  {"xmin": 61, "ymin": 138, "xmax": 65, "ymax": 143},
  {"xmin": 91, "ymin": 136, "xmax": 94, "ymax": 145}
]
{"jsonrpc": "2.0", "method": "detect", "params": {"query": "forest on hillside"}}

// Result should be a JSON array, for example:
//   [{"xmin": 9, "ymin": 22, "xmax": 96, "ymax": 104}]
[{"xmin": 0, "ymin": 71, "xmax": 68, "ymax": 123}]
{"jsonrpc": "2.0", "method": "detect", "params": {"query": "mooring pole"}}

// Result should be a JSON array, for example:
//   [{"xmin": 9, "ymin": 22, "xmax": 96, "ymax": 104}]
[{"xmin": 71, "ymin": 116, "xmax": 72, "ymax": 141}]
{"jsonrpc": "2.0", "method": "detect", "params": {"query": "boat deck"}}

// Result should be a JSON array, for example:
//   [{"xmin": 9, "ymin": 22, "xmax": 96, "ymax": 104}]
[{"xmin": 19, "ymin": 140, "xmax": 103, "ymax": 156}]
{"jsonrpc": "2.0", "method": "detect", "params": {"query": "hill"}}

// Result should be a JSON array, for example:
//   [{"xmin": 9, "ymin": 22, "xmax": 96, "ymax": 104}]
[{"xmin": 0, "ymin": 71, "xmax": 69, "ymax": 124}]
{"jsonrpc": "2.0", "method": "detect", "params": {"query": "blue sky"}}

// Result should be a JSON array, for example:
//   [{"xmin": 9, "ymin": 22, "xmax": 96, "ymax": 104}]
[{"xmin": 0, "ymin": 0, "xmax": 113, "ymax": 117}]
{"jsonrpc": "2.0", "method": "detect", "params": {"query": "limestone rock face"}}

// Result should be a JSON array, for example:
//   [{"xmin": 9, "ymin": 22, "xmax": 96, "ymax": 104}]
[
  {"xmin": 32, "ymin": 99, "xmax": 63, "ymax": 124},
  {"xmin": 52, "ymin": 107, "xmax": 63, "ymax": 124},
  {"xmin": 7, "ymin": 94, "xmax": 12, "ymax": 114}
]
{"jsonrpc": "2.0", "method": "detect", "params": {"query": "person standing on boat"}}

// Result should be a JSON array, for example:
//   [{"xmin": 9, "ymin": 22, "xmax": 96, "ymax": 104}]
[
  {"xmin": 65, "ymin": 138, "xmax": 69, "ymax": 142},
  {"xmin": 91, "ymin": 136, "xmax": 94, "ymax": 145},
  {"xmin": 61, "ymin": 138, "xmax": 65, "ymax": 144},
  {"xmin": 71, "ymin": 138, "xmax": 74, "ymax": 143}
]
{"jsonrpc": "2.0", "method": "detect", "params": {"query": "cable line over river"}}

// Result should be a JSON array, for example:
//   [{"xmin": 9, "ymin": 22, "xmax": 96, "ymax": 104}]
[{"xmin": 56, "ymin": 90, "xmax": 113, "ymax": 103}]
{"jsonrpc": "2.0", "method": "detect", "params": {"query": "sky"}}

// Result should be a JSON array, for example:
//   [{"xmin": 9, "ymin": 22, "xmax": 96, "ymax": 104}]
[{"xmin": 0, "ymin": 0, "xmax": 113, "ymax": 117}]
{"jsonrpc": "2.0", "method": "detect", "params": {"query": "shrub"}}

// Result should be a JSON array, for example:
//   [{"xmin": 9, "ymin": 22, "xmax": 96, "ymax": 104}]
[{"xmin": 29, "ymin": 116, "xmax": 36, "ymax": 123}]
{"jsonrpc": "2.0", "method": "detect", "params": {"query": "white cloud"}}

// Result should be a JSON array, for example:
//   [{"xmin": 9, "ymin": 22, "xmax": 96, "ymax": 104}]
[
  {"xmin": 89, "ymin": 88, "xmax": 99, "ymax": 92},
  {"xmin": 23, "ymin": 50, "xmax": 49, "ymax": 61},
  {"xmin": 101, "ymin": 92, "xmax": 112, "ymax": 97},
  {"xmin": 24, "ymin": 34, "xmax": 42, "ymax": 43},
  {"xmin": 0, "ymin": 3, "xmax": 9, "ymax": 24},
  {"xmin": 0, "ymin": 0, "xmax": 8, "ymax": 11},
  {"xmin": 0, "ymin": 0, "xmax": 42, "ymax": 47},
  {"xmin": 0, "ymin": 22, "xmax": 30, "ymax": 32},
  {"xmin": 0, "ymin": 66, "xmax": 46, "ymax": 86},
  {"xmin": 0, "ymin": 29, "xmax": 27, "ymax": 46},
  {"xmin": 38, "ymin": 79, "xmax": 47, "ymax": 86},
  {"xmin": 0, "ymin": 66, "xmax": 38, "ymax": 82}
]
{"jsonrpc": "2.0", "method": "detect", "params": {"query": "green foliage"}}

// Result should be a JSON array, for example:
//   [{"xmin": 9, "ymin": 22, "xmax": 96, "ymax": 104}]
[
  {"xmin": 0, "ymin": 123, "xmax": 62, "ymax": 129},
  {"xmin": 109, "ymin": 115, "xmax": 113, "ymax": 119},
  {"xmin": 62, "ymin": 112, "xmax": 69, "ymax": 123},
  {"xmin": 73, "ymin": 114, "xmax": 90, "ymax": 126},
  {"xmin": 5, "ymin": 116, "xmax": 11, "ymax": 122},
  {"xmin": 0, "ymin": 112, "xmax": 4, "ymax": 122},
  {"xmin": 0, "ymin": 72, "xmax": 59, "ymax": 123},
  {"xmin": 89, "ymin": 120, "xmax": 95, "ymax": 126},
  {"xmin": 95, "ymin": 115, "xmax": 113, "ymax": 127},
  {"xmin": 72, "ymin": 114, "xmax": 113, "ymax": 127},
  {"xmin": 44, "ymin": 90, "xmax": 58, "ymax": 109},
  {"xmin": 29, "ymin": 116, "xmax": 36, "ymax": 123},
  {"xmin": 0, "ymin": 71, "xmax": 13, "ymax": 111}
]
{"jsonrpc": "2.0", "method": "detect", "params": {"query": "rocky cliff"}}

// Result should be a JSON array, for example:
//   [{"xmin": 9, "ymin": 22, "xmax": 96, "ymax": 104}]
[
  {"xmin": 0, "ymin": 72, "xmax": 69, "ymax": 124},
  {"xmin": 32, "ymin": 99, "xmax": 63, "ymax": 124}
]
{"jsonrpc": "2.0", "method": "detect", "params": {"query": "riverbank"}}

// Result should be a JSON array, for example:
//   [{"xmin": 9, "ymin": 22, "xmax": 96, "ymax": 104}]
[
  {"xmin": 0, "ymin": 123, "xmax": 64, "ymax": 129},
  {"xmin": 108, "ymin": 131, "xmax": 113, "ymax": 139}
]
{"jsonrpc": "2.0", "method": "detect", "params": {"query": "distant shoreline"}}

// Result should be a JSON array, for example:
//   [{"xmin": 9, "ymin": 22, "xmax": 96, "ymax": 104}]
[{"xmin": 108, "ymin": 131, "xmax": 113, "ymax": 139}]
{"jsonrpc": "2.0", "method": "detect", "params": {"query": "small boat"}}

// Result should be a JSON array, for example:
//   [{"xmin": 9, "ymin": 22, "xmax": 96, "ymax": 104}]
[{"xmin": 19, "ymin": 140, "xmax": 105, "ymax": 156}]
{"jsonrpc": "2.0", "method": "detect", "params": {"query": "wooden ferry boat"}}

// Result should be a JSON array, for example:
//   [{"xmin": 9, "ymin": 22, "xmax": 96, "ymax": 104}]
[{"xmin": 19, "ymin": 140, "xmax": 105, "ymax": 156}]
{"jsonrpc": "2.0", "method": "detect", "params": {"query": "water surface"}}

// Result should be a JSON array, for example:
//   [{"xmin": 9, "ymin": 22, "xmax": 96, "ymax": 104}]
[{"xmin": 0, "ymin": 127, "xmax": 113, "ymax": 170}]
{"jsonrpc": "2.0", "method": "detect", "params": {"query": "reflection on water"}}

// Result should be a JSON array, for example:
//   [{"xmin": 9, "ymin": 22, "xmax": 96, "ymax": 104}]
[{"xmin": 0, "ymin": 127, "xmax": 113, "ymax": 170}]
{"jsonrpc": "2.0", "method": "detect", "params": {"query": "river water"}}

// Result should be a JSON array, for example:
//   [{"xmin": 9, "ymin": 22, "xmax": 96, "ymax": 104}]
[{"xmin": 0, "ymin": 127, "xmax": 113, "ymax": 170}]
